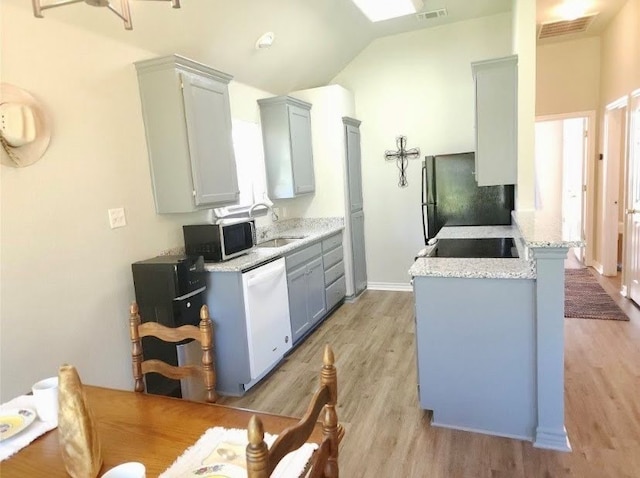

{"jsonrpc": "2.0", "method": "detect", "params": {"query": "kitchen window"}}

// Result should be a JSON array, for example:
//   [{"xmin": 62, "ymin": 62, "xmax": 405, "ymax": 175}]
[{"xmin": 214, "ymin": 119, "xmax": 270, "ymax": 218}]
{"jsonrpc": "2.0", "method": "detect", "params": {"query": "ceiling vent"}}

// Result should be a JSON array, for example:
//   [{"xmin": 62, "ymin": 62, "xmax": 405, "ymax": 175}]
[
  {"xmin": 416, "ymin": 8, "xmax": 447, "ymax": 21},
  {"xmin": 538, "ymin": 13, "xmax": 597, "ymax": 39}
]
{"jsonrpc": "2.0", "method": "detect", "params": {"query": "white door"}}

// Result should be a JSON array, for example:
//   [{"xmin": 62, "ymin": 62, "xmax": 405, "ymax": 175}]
[
  {"xmin": 562, "ymin": 118, "xmax": 587, "ymax": 262},
  {"xmin": 627, "ymin": 92, "xmax": 640, "ymax": 305},
  {"xmin": 602, "ymin": 100, "xmax": 627, "ymax": 276},
  {"xmin": 242, "ymin": 258, "xmax": 292, "ymax": 379},
  {"xmin": 535, "ymin": 114, "xmax": 592, "ymax": 264}
]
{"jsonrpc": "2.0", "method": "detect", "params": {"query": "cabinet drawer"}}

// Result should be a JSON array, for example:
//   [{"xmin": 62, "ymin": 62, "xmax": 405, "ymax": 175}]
[
  {"xmin": 286, "ymin": 242, "xmax": 322, "ymax": 270},
  {"xmin": 324, "ymin": 261, "xmax": 345, "ymax": 286},
  {"xmin": 326, "ymin": 275, "xmax": 346, "ymax": 311},
  {"xmin": 323, "ymin": 245, "xmax": 343, "ymax": 270},
  {"xmin": 322, "ymin": 233, "xmax": 342, "ymax": 252}
]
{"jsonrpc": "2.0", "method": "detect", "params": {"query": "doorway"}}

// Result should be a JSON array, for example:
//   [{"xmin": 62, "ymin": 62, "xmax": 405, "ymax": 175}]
[
  {"xmin": 602, "ymin": 98, "xmax": 628, "ymax": 277},
  {"xmin": 535, "ymin": 111, "xmax": 596, "ymax": 265},
  {"xmin": 625, "ymin": 90, "xmax": 640, "ymax": 306}
]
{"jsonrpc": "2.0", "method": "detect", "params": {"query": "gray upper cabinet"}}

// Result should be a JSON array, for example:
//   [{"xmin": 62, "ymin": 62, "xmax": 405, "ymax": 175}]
[
  {"xmin": 135, "ymin": 55, "xmax": 239, "ymax": 213},
  {"xmin": 471, "ymin": 55, "xmax": 518, "ymax": 187},
  {"xmin": 258, "ymin": 96, "xmax": 315, "ymax": 199}
]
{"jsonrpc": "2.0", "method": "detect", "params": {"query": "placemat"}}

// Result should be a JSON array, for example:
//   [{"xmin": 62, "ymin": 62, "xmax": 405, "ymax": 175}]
[
  {"xmin": 160, "ymin": 426, "xmax": 317, "ymax": 478},
  {"xmin": 0, "ymin": 395, "xmax": 57, "ymax": 461}
]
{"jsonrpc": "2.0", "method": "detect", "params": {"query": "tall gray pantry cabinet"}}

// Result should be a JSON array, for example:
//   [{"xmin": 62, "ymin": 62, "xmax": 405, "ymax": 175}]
[
  {"xmin": 343, "ymin": 117, "xmax": 367, "ymax": 296},
  {"xmin": 135, "ymin": 54, "xmax": 239, "ymax": 213}
]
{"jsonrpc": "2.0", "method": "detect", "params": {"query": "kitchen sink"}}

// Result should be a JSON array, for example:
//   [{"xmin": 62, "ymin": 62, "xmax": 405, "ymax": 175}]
[{"xmin": 257, "ymin": 237, "xmax": 303, "ymax": 248}]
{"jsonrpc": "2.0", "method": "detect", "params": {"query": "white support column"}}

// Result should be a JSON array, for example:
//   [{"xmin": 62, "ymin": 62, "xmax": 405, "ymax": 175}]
[{"xmin": 531, "ymin": 246, "xmax": 572, "ymax": 452}]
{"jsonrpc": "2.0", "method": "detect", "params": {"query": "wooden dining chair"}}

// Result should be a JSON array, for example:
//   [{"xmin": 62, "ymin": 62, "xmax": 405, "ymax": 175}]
[
  {"xmin": 246, "ymin": 344, "xmax": 343, "ymax": 478},
  {"xmin": 128, "ymin": 301, "xmax": 217, "ymax": 403}
]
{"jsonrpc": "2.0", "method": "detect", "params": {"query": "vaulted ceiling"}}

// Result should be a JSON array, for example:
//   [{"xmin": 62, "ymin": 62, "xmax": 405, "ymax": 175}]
[{"xmin": 5, "ymin": 0, "xmax": 628, "ymax": 94}]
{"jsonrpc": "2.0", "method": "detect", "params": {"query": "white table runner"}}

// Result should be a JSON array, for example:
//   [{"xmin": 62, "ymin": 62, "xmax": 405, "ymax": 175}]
[{"xmin": 160, "ymin": 426, "xmax": 317, "ymax": 478}]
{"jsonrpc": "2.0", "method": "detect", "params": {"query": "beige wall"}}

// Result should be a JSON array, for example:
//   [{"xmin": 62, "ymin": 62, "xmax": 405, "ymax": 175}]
[
  {"xmin": 332, "ymin": 13, "xmax": 512, "ymax": 287},
  {"xmin": 0, "ymin": 2, "xmax": 274, "ymax": 400},
  {"xmin": 594, "ymin": 0, "xmax": 640, "ymax": 267},
  {"xmin": 534, "ymin": 121, "xmax": 564, "ymax": 210},
  {"xmin": 535, "ymin": 37, "xmax": 601, "ymax": 261},
  {"xmin": 512, "ymin": 0, "xmax": 536, "ymax": 210},
  {"xmin": 285, "ymin": 85, "xmax": 356, "ymax": 220},
  {"xmin": 286, "ymin": 85, "xmax": 357, "ymax": 295},
  {"xmin": 536, "ymin": 38, "xmax": 601, "ymax": 116},
  {"xmin": 600, "ymin": 0, "xmax": 640, "ymax": 106}
]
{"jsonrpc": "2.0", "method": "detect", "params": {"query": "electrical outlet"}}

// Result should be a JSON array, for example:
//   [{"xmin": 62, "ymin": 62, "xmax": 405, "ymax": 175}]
[{"xmin": 108, "ymin": 208, "xmax": 127, "ymax": 229}]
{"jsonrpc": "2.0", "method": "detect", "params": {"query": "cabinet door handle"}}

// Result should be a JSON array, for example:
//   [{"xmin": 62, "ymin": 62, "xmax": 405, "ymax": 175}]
[{"xmin": 627, "ymin": 208, "xmax": 640, "ymax": 215}]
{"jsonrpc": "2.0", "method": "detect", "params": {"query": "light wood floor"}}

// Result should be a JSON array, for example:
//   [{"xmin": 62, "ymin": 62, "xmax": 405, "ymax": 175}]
[{"xmin": 219, "ymin": 278, "xmax": 640, "ymax": 477}]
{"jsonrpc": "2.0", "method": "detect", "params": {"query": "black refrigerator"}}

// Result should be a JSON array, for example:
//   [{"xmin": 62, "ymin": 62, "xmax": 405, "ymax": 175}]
[{"xmin": 421, "ymin": 152, "xmax": 515, "ymax": 243}]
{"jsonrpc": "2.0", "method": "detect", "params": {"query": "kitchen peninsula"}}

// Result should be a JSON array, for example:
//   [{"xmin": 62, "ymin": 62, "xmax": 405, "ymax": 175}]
[{"xmin": 410, "ymin": 211, "xmax": 582, "ymax": 451}]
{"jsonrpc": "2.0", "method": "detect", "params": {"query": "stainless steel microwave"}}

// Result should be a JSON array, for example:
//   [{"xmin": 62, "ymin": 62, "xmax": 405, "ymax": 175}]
[{"xmin": 183, "ymin": 220, "xmax": 255, "ymax": 262}]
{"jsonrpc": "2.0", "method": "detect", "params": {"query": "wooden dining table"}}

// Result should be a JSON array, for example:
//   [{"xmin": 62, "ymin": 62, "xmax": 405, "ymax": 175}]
[{"xmin": 1, "ymin": 385, "xmax": 323, "ymax": 477}]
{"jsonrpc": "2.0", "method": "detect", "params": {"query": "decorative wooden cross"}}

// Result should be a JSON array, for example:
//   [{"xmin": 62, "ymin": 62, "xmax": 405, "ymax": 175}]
[{"xmin": 384, "ymin": 136, "xmax": 420, "ymax": 187}]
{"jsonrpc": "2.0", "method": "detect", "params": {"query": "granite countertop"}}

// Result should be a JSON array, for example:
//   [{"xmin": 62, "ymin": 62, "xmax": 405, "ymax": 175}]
[
  {"xmin": 203, "ymin": 217, "xmax": 344, "ymax": 272},
  {"xmin": 409, "ymin": 225, "xmax": 536, "ymax": 280},
  {"xmin": 512, "ymin": 210, "xmax": 584, "ymax": 248},
  {"xmin": 410, "ymin": 209, "xmax": 586, "ymax": 280}
]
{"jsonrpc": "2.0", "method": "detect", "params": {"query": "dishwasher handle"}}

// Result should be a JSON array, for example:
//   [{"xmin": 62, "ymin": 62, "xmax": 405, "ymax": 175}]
[{"xmin": 246, "ymin": 264, "xmax": 285, "ymax": 287}]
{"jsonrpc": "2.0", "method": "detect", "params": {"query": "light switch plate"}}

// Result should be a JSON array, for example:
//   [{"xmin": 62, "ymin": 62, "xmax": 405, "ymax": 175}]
[{"xmin": 108, "ymin": 208, "xmax": 127, "ymax": 229}]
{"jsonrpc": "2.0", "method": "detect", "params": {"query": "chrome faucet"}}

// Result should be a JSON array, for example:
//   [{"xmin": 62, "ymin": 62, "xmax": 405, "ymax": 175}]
[{"xmin": 248, "ymin": 202, "xmax": 279, "ymax": 221}]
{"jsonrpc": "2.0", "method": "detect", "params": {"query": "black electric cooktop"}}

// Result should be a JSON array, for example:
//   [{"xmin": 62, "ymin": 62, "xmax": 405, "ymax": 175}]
[{"xmin": 429, "ymin": 238, "xmax": 519, "ymax": 259}]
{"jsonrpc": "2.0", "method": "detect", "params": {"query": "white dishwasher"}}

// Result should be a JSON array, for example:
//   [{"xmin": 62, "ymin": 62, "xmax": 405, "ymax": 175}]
[{"xmin": 242, "ymin": 257, "xmax": 292, "ymax": 381}]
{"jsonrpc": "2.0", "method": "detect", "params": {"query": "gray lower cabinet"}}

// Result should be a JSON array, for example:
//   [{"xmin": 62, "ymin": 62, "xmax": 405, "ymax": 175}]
[
  {"xmin": 135, "ymin": 54, "xmax": 239, "ymax": 213},
  {"xmin": 258, "ymin": 96, "xmax": 315, "ymax": 199},
  {"xmin": 413, "ymin": 275, "xmax": 536, "ymax": 438},
  {"xmin": 322, "ymin": 233, "xmax": 346, "ymax": 311},
  {"xmin": 286, "ymin": 243, "xmax": 326, "ymax": 344},
  {"xmin": 200, "ymin": 270, "xmax": 252, "ymax": 396}
]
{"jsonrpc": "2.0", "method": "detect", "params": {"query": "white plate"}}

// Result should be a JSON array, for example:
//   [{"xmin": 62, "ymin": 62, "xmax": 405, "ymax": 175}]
[
  {"xmin": 190, "ymin": 463, "xmax": 246, "ymax": 478},
  {"xmin": 0, "ymin": 408, "xmax": 37, "ymax": 441}
]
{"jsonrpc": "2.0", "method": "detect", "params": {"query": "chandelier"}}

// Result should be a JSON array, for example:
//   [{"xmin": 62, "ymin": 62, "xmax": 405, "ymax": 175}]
[{"xmin": 31, "ymin": 0, "xmax": 181, "ymax": 30}]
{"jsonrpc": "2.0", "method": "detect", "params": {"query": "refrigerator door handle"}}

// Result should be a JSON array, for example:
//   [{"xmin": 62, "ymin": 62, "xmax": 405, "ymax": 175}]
[
  {"xmin": 421, "ymin": 162, "xmax": 426, "ymax": 205},
  {"xmin": 421, "ymin": 160, "xmax": 429, "ymax": 245}
]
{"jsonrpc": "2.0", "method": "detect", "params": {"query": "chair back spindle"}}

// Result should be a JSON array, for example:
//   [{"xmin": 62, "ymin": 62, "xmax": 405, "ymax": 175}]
[
  {"xmin": 128, "ymin": 301, "xmax": 217, "ymax": 403},
  {"xmin": 246, "ymin": 344, "xmax": 341, "ymax": 478}
]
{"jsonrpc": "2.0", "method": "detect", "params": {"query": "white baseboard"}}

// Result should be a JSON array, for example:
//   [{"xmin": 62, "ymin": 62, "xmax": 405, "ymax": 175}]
[
  {"xmin": 592, "ymin": 261, "xmax": 604, "ymax": 275},
  {"xmin": 431, "ymin": 420, "xmax": 533, "ymax": 443},
  {"xmin": 534, "ymin": 427, "xmax": 572, "ymax": 452},
  {"xmin": 367, "ymin": 282, "xmax": 413, "ymax": 292}
]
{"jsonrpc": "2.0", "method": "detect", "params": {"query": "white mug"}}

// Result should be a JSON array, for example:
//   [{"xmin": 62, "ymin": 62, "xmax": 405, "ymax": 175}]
[
  {"xmin": 31, "ymin": 376, "xmax": 59, "ymax": 423},
  {"xmin": 101, "ymin": 462, "xmax": 146, "ymax": 478}
]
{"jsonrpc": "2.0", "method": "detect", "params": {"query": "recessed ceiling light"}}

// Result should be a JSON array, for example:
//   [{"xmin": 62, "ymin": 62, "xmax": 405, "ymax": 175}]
[
  {"xmin": 351, "ymin": 0, "xmax": 424, "ymax": 22},
  {"xmin": 555, "ymin": 0, "xmax": 590, "ymax": 21},
  {"xmin": 255, "ymin": 32, "xmax": 275, "ymax": 49}
]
